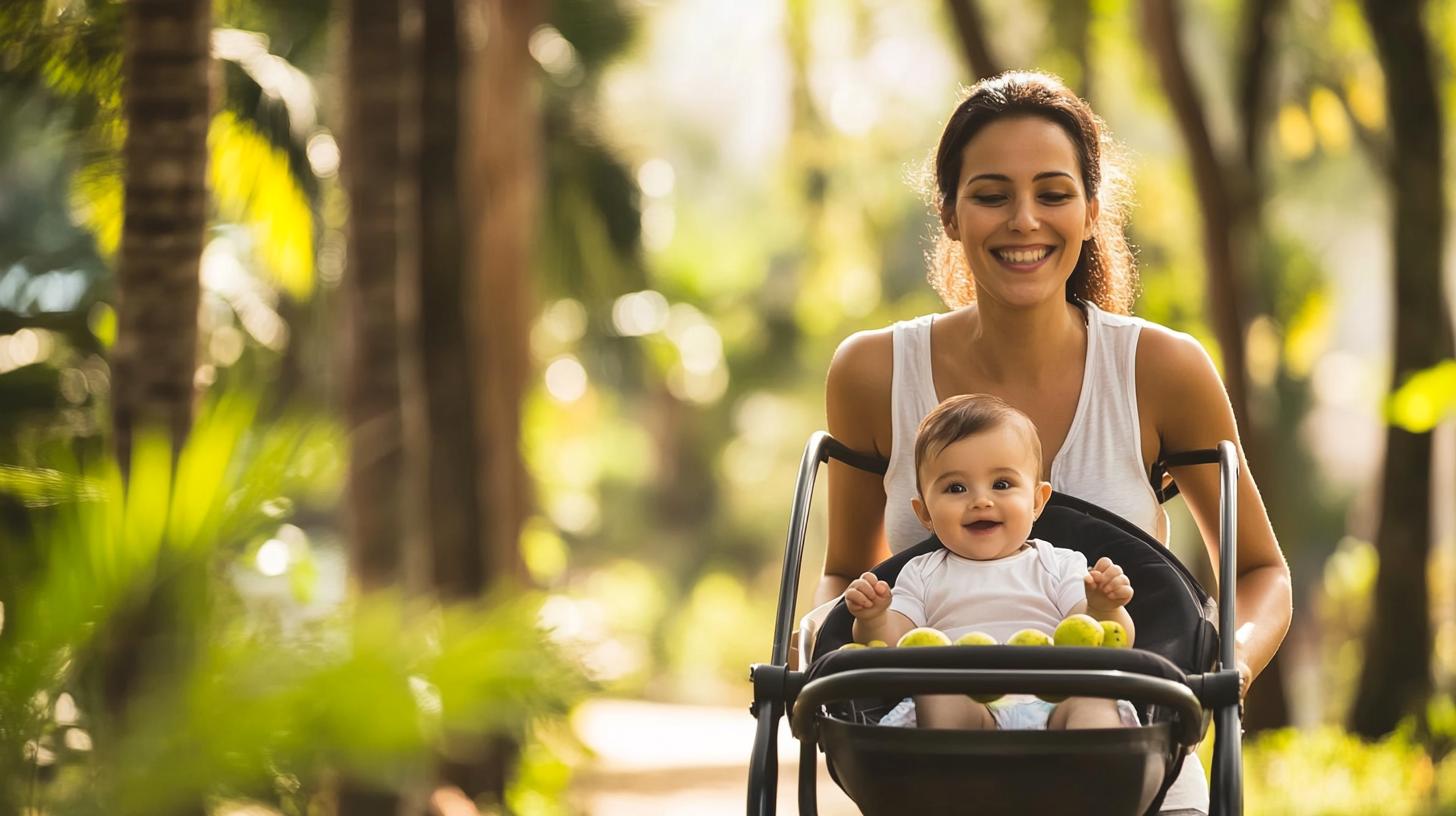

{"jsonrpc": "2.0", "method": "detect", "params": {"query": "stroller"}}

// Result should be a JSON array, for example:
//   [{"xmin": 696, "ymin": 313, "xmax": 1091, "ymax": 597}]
[{"xmin": 747, "ymin": 432, "xmax": 1247, "ymax": 815}]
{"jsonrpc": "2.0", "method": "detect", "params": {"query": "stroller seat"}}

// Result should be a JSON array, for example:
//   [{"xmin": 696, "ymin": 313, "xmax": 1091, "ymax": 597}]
[{"xmin": 747, "ymin": 433, "xmax": 1247, "ymax": 816}]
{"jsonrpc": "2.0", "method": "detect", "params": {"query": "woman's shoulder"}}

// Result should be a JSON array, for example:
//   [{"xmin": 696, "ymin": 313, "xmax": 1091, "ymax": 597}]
[
  {"xmin": 1132, "ymin": 319, "xmax": 1231, "ymax": 434},
  {"xmin": 1133, "ymin": 321, "xmax": 1219, "ymax": 388},
  {"xmin": 826, "ymin": 326, "xmax": 896, "ymax": 455}
]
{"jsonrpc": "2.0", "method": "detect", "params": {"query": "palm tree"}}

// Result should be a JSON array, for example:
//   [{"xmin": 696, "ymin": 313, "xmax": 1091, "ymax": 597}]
[
  {"xmin": 341, "ymin": 0, "xmax": 417, "ymax": 594},
  {"xmin": 110, "ymin": 0, "xmax": 212, "ymax": 469}
]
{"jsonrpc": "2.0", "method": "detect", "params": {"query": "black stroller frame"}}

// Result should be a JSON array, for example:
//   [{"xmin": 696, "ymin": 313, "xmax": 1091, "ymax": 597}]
[{"xmin": 747, "ymin": 432, "xmax": 1246, "ymax": 815}]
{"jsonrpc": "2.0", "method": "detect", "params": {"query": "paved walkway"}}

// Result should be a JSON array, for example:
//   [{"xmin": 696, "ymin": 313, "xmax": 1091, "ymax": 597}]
[{"xmin": 569, "ymin": 698, "xmax": 860, "ymax": 814}]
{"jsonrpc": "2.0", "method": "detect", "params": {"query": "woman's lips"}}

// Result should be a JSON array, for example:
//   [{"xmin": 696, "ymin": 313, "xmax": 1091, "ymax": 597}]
[{"xmin": 991, "ymin": 245, "xmax": 1055, "ymax": 271}]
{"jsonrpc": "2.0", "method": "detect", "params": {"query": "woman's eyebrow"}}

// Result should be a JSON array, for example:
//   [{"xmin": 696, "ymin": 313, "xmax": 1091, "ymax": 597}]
[{"xmin": 966, "ymin": 170, "xmax": 1075, "ymax": 184}]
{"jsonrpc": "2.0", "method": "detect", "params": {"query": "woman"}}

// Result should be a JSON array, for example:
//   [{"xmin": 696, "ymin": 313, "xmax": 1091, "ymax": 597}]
[{"xmin": 816, "ymin": 71, "xmax": 1291, "ymax": 815}]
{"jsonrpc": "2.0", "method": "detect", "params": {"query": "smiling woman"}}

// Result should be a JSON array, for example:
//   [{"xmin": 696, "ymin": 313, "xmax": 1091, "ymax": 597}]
[{"xmin": 816, "ymin": 70, "xmax": 1293, "ymax": 816}]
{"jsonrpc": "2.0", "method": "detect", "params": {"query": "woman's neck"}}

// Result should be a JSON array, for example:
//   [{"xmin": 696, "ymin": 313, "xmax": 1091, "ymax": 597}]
[{"xmin": 963, "ymin": 298, "xmax": 1085, "ymax": 384}]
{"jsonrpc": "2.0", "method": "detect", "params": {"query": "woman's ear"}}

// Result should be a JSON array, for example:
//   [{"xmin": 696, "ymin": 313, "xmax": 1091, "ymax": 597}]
[
  {"xmin": 1083, "ymin": 194, "xmax": 1100, "ymax": 237},
  {"xmin": 911, "ymin": 496, "xmax": 934, "ymax": 530},
  {"xmin": 941, "ymin": 201, "xmax": 960, "ymax": 242}
]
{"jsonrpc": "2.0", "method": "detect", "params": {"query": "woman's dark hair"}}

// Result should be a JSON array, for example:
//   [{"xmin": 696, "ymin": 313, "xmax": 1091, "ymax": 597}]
[{"xmin": 924, "ymin": 71, "xmax": 1136, "ymax": 314}]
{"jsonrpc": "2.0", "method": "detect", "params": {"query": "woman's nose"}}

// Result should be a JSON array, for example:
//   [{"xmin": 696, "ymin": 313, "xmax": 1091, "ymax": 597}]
[{"xmin": 1008, "ymin": 195, "xmax": 1040, "ymax": 232}]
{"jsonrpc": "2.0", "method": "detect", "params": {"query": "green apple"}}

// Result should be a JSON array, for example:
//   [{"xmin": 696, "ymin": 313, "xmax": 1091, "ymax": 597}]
[
  {"xmin": 867, "ymin": 639, "xmax": 889, "ymax": 648},
  {"xmin": 1007, "ymin": 628, "xmax": 1058, "ymax": 701},
  {"xmin": 1053, "ymin": 614, "xmax": 1105, "ymax": 647},
  {"xmin": 1099, "ymin": 620, "xmax": 1130, "ymax": 648},
  {"xmin": 896, "ymin": 627, "xmax": 952, "ymax": 647},
  {"xmin": 838, "ymin": 642, "xmax": 867, "ymax": 651},
  {"xmin": 1006, "ymin": 628, "xmax": 1053, "ymax": 647},
  {"xmin": 954, "ymin": 631, "xmax": 1002, "ymax": 703}
]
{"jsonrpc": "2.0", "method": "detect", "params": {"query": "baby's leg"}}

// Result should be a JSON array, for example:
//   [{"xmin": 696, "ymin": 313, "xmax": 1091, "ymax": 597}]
[
  {"xmin": 914, "ymin": 694, "xmax": 996, "ymax": 730},
  {"xmin": 1047, "ymin": 696, "xmax": 1123, "ymax": 729}
]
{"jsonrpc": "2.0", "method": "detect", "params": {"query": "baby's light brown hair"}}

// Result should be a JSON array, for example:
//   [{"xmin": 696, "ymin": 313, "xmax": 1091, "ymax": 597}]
[{"xmin": 913, "ymin": 394, "xmax": 1043, "ymax": 496}]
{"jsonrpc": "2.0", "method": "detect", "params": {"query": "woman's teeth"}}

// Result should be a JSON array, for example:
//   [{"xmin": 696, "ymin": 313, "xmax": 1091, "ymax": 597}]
[{"xmin": 994, "ymin": 247, "xmax": 1051, "ymax": 264}]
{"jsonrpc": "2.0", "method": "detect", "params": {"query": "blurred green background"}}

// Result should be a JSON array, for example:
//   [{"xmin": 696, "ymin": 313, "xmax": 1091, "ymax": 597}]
[{"xmin": 4, "ymin": 0, "xmax": 1456, "ymax": 812}]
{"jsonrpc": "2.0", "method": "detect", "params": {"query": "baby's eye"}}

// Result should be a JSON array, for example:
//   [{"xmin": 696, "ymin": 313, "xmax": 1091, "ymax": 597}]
[
  {"xmin": 946, "ymin": 483, "xmax": 967, "ymax": 494},
  {"xmin": 992, "ymin": 478, "xmax": 1012, "ymax": 490}
]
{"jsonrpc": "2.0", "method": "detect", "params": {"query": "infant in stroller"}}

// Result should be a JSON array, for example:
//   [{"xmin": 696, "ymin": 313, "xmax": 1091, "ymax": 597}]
[{"xmin": 847, "ymin": 393, "xmax": 1139, "ymax": 731}]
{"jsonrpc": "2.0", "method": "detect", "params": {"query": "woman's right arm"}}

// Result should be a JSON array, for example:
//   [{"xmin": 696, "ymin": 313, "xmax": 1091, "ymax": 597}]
[{"xmin": 816, "ymin": 330, "xmax": 895, "ymax": 607}]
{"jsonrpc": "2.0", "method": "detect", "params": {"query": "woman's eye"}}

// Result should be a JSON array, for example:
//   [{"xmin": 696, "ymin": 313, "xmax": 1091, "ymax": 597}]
[
  {"xmin": 972, "ymin": 194, "xmax": 1007, "ymax": 205},
  {"xmin": 1039, "ymin": 192, "xmax": 1074, "ymax": 204}
]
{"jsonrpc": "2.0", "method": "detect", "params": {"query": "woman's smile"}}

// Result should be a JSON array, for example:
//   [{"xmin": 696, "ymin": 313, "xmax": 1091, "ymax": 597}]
[{"xmin": 991, "ymin": 244, "xmax": 1056, "ymax": 271}]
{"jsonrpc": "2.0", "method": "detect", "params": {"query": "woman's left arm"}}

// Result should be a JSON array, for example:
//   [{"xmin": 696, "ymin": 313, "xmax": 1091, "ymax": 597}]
[{"xmin": 1138, "ymin": 326, "xmax": 1293, "ymax": 695}]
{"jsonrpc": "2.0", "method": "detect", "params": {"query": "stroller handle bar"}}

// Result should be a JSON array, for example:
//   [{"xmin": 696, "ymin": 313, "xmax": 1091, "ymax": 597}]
[
  {"xmin": 769, "ymin": 432, "xmax": 884, "ymax": 667},
  {"xmin": 791, "ymin": 667, "xmax": 1205, "ymax": 746}
]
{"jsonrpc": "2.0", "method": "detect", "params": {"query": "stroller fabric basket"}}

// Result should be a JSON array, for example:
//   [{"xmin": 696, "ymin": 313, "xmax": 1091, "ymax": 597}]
[{"xmin": 747, "ymin": 433, "xmax": 1247, "ymax": 816}]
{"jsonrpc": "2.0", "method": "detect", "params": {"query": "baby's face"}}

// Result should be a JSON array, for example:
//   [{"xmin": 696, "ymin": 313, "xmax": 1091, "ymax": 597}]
[{"xmin": 912, "ymin": 424, "xmax": 1050, "ymax": 560}]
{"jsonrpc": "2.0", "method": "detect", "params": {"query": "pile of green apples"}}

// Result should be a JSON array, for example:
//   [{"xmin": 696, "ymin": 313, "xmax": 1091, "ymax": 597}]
[{"xmin": 840, "ymin": 614, "xmax": 1130, "ymax": 704}]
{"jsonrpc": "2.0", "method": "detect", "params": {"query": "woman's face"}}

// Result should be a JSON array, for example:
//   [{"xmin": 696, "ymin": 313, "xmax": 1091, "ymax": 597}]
[{"xmin": 943, "ymin": 115, "xmax": 1098, "ymax": 310}]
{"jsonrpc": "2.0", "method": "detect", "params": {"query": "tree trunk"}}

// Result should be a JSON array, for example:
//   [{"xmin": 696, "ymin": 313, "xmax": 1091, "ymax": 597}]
[
  {"xmin": 418, "ymin": 0, "xmax": 484, "ymax": 600},
  {"xmin": 342, "ymin": 0, "xmax": 419, "ymax": 593},
  {"xmin": 944, "ymin": 0, "xmax": 999, "ymax": 81},
  {"xmin": 460, "ymin": 0, "xmax": 535, "ymax": 588},
  {"xmin": 442, "ymin": 0, "xmax": 541, "ymax": 805},
  {"xmin": 1348, "ymin": 0, "xmax": 1451, "ymax": 739},
  {"xmin": 1139, "ymin": 0, "xmax": 1252, "ymax": 440},
  {"xmin": 111, "ymin": 0, "xmax": 210, "ymax": 469},
  {"xmin": 1140, "ymin": 0, "xmax": 1295, "ymax": 730},
  {"xmin": 1048, "ymin": 0, "xmax": 1091, "ymax": 100},
  {"xmin": 99, "ymin": 0, "xmax": 211, "ymax": 755}
]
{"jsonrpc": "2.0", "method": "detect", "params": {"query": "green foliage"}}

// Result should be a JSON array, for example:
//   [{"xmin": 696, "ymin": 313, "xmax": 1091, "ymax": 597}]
[
  {"xmin": 1387, "ymin": 360, "xmax": 1456, "ymax": 433},
  {"xmin": 0, "ymin": 394, "xmax": 588, "ymax": 813},
  {"xmin": 1243, "ymin": 723, "xmax": 1456, "ymax": 815}
]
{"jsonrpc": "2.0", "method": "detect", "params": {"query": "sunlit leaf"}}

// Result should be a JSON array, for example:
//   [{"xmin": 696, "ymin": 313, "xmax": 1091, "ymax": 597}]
[
  {"xmin": 1387, "ymin": 359, "xmax": 1456, "ymax": 433},
  {"xmin": 209, "ymin": 111, "xmax": 316, "ymax": 300}
]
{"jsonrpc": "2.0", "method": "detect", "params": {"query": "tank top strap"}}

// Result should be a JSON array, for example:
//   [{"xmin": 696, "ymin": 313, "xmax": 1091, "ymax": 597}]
[{"xmin": 884, "ymin": 314, "xmax": 940, "ymax": 553}]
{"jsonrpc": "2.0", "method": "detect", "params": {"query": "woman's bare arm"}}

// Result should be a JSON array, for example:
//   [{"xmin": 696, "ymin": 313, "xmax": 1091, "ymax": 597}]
[
  {"xmin": 817, "ymin": 329, "xmax": 895, "ymax": 606},
  {"xmin": 1139, "ymin": 327, "xmax": 1293, "ymax": 693}
]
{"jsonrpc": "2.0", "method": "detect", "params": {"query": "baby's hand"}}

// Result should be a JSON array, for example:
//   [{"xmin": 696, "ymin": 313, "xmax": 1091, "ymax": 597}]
[
  {"xmin": 1084, "ymin": 556, "xmax": 1133, "ymax": 616},
  {"xmin": 844, "ymin": 572, "xmax": 892, "ymax": 620}
]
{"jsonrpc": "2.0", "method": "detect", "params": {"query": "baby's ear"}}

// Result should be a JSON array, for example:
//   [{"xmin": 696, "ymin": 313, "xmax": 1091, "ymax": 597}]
[
  {"xmin": 911, "ymin": 496, "xmax": 934, "ymax": 530},
  {"xmin": 1032, "ymin": 481, "xmax": 1053, "ymax": 517}
]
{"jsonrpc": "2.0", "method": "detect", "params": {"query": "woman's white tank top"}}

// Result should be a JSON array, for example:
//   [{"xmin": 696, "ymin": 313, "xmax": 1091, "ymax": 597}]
[
  {"xmin": 879, "ymin": 302, "xmax": 1206, "ymax": 812},
  {"xmin": 882, "ymin": 301, "xmax": 1169, "ymax": 553}
]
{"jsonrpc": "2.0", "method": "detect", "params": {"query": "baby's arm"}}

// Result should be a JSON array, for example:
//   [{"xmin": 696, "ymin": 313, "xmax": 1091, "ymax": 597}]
[
  {"xmin": 845, "ymin": 572, "xmax": 915, "ymax": 645},
  {"xmin": 1077, "ymin": 556, "xmax": 1136, "ymax": 646}
]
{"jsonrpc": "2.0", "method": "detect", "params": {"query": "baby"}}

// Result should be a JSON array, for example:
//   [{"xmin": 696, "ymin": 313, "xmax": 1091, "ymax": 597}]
[{"xmin": 846, "ymin": 393, "xmax": 1137, "ymax": 730}]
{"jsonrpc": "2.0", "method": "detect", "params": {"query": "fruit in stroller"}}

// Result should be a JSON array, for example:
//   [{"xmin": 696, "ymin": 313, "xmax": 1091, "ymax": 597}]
[
  {"xmin": 867, "ymin": 640, "xmax": 888, "ymax": 648},
  {"xmin": 897, "ymin": 627, "xmax": 952, "ymax": 647},
  {"xmin": 1006, "ymin": 628, "xmax": 1053, "ymax": 647},
  {"xmin": 1099, "ymin": 620, "xmax": 1130, "ymax": 648},
  {"xmin": 1053, "ymin": 614, "xmax": 1105, "ymax": 647},
  {"xmin": 839, "ymin": 642, "xmax": 868, "ymax": 650},
  {"xmin": 953, "ymin": 631, "xmax": 1002, "ymax": 703}
]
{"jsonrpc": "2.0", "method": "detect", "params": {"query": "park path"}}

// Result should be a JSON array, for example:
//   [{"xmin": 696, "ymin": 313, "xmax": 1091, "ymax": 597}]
[{"xmin": 568, "ymin": 698, "xmax": 860, "ymax": 815}]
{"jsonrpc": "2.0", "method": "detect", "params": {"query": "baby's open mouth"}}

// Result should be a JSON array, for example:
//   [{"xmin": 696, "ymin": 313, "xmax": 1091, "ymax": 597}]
[{"xmin": 965, "ymin": 520, "xmax": 1002, "ymax": 531}]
